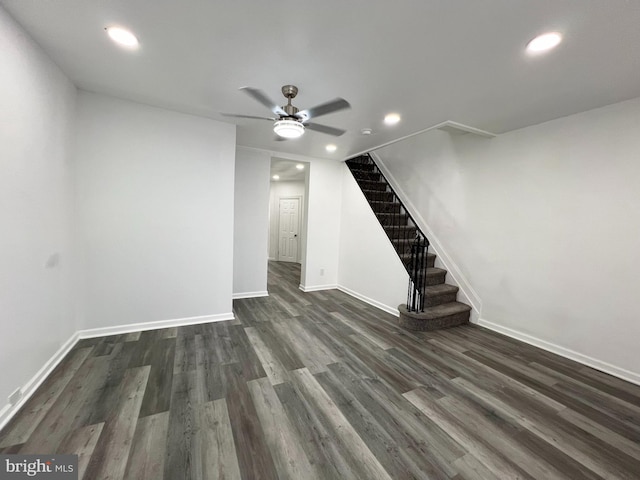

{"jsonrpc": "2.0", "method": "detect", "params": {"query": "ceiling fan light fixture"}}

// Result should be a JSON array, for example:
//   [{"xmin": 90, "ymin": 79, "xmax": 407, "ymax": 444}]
[{"xmin": 274, "ymin": 119, "xmax": 305, "ymax": 138}]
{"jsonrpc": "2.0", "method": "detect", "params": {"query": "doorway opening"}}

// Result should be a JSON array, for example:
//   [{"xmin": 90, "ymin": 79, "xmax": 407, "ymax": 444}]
[{"xmin": 268, "ymin": 158, "xmax": 309, "ymax": 287}]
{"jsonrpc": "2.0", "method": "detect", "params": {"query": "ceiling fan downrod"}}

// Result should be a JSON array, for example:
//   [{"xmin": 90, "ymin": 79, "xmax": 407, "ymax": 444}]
[{"xmin": 281, "ymin": 85, "xmax": 299, "ymax": 118}]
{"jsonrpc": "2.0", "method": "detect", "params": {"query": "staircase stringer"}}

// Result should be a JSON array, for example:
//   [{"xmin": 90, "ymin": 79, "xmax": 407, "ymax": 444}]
[{"xmin": 368, "ymin": 151, "xmax": 482, "ymax": 320}]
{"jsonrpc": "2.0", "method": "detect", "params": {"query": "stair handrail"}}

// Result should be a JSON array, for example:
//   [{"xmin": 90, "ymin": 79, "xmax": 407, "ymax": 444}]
[{"xmin": 345, "ymin": 153, "xmax": 430, "ymax": 312}]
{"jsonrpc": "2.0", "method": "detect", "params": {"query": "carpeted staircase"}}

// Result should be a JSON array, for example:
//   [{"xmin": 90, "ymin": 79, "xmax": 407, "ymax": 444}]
[{"xmin": 346, "ymin": 154, "xmax": 471, "ymax": 331}]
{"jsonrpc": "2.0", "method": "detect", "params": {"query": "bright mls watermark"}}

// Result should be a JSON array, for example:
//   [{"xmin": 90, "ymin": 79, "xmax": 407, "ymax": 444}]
[{"xmin": 0, "ymin": 455, "xmax": 77, "ymax": 479}]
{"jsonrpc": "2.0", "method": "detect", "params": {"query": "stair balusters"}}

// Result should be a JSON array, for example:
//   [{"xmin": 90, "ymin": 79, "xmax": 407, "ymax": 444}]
[{"xmin": 346, "ymin": 154, "xmax": 429, "ymax": 312}]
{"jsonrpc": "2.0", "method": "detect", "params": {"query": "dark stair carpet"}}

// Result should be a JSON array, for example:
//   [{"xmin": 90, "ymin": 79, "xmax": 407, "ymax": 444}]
[{"xmin": 346, "ymin": 155, "xmax": 472, "ymax": 331}]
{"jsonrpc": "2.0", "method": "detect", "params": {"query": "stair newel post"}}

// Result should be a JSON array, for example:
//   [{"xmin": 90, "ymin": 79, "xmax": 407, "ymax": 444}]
[
  {"xmin": 408, "ymin": 234, "xmax": 418, "ymax": 312},
  {"xmin": 346, "ymin": 152, "xmax": 471, "ymax": 331},
  {"xmin": 420, "ymin": 236, "xmax": 429, "ymax": 312}
]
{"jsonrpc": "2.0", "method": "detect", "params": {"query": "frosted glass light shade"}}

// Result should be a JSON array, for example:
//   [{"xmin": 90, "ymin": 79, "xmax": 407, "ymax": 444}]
[{"xmin": 274, "ymin": 119, "xmax": 304, "ymax": 138}]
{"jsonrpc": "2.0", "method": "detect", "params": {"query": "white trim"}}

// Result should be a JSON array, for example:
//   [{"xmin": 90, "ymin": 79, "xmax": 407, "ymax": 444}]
[
  {"xmin": 232, "ymin": 291, "xmax": 269, "ymax": 299},
  {"xmin": 370, "ymin": 150, "xmax": 483, "ymax": 318},
  {"xmin": 347, "ymin": 120, "xmax": 496, "ymax": 160},
  {"xmin": 0, "ymin": 331, "xmax": 80, "ymax": 431},
  {"xmin": 277, "ymin": 195, "xmax": 303, "ymax": 263},
  {"xmin": 78, "ymin": 312, "xmax": 235, "ymax": 339},
  {"xmin": 0, "ymin": 311, "xmax": 237, "ymax": 430},
  {"xmin": 298, "ymin": 283, "xmax": 338, "ymax": 293},
  {"xmin": 478, "ymin": 318, "xmax": 640, "ymax": 387},
  {"xmin": 434, "ymin": 120, "xmax": 497, "ymax": 138},
  {"xmin": 337, "ymin": 285, "xmax": 400, "ymax": 317}
]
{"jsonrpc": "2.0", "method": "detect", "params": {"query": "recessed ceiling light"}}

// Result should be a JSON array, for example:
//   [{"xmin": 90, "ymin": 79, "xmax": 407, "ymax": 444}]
[
  {"xmin": 272, "ymin": 175, "xmax": 280, "ymax": 180},
  {"xmin": 526, "ymin": 32, "xmax": 562, "ymax": 53},
  {"xmin": 106, "ymin": 26, "xmax": 139, "ymax": 49},
  {"xmin": 325, "ymin": 144, "xmax": 337, "ymax": 153},
  {"xmin": 296, "ymin": 164, "xmax": 305, "ymax": 170},
  {"xmin": 384, "ymin": 113, "xmax": 401, "ymax": 126}
]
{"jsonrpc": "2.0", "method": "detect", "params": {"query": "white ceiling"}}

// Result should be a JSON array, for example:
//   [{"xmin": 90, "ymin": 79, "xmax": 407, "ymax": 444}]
[
  {"xmin": 3, "ymin": 0, "xmax": 640, "ymax": 160},
  {"xmin": 271, "ymin": 158, "xmax": 307, "ymax": 182}
]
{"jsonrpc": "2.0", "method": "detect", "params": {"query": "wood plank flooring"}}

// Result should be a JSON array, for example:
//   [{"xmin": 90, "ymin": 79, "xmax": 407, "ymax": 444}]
[{"xmin": 2, "ymin": 260, "xmax": 640, "ymax": 479}]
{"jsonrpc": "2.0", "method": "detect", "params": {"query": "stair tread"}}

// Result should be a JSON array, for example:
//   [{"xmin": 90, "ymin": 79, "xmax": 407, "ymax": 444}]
[
  {"xmin": 391, "ymin": 238, "xmax": 415, "ymax": 244},
  {"xmin": 425, "ymin": 283, "xmax": 459, "ymax": 294},
  {"xmin": 425, "ymin": 267, "xmax": 446, "ymax": 276},
  {"xmin": 402, "ymin": 301, "xmax": 471, "ymax": 320},
  {"xmin": 400, "ymin": 252, "xmax": 435, "ymax": 259},
  {"xmin": 384, "ymin": 225, "xmax": 415, "ymax": 230}
]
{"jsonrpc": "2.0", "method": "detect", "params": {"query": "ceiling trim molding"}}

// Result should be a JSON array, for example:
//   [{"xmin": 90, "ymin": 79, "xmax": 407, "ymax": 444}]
[{"xmin": 345, "ymin": 120, "xmax": 496, "ymax": 161}]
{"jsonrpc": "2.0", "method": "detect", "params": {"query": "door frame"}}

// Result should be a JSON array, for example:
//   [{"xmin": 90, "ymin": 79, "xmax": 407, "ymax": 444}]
[{"xmin": 277, "ymin": 195, "xmax": 303, "ymax": 263}]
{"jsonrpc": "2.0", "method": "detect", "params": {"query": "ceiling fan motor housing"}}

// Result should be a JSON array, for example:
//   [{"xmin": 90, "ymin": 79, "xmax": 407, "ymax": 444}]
[
  {"xmin": 281, "ymin": 85, "xmax": 298, "ymax": 99},
  {"xmin": 281, "ymin": 85, "xmax": 300, "ymax": 118},
  {"xmin": 282, "ymin": 104, "xmax": 299, "ymax": 117}
]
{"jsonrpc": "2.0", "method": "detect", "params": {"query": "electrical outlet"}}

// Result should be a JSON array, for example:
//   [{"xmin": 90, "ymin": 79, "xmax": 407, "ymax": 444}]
[{"xmin": 8, "ymin": 388, "xmax": 22, "ymax": 405}]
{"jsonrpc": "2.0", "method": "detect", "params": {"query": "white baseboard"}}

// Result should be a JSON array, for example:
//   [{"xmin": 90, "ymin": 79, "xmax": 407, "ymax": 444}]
[
  {"xmin": 0, "ymin": 331, "xmax": 80, "ymax": 431},
  {"xmin": 299, "ymin": 283, "xmax": 338, "ymax": 293},
  {"xmin": 370, "ymin": 151, "xmax": 483, "ymax": 317},
  {"xmin": 0, "ymin": 311, "xmax": 236, "ymax": 431},
  {"xmin": 337, "ymin": 285, "xmax": 400, "ymax": 317},
  {"xmin": 477, "ymin": 318, "xmax": 640, "ymax": 387},
  {"xmin": 78, "ymin": 312, "xmax": 235, "ymax": 339},
  {"xmin": 232, "ymin": 291, "xmax": 269, "ymax": 300}
]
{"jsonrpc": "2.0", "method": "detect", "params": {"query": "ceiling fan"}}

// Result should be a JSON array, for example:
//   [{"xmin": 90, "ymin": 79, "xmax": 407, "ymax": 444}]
[{"xmin": 222, "ymin": 85, "xmax": 350, "ymax": 139}]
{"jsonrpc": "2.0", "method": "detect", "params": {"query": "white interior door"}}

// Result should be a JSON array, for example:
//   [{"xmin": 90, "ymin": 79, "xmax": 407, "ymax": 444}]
[{"xmin": 278, "ymin": 197, "xmax": 300, "ymax": 262}]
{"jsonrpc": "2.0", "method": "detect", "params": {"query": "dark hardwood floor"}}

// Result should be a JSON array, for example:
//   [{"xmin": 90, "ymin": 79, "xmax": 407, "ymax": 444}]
[{"xmin": 2, "ymin": 260, "xmax": 640, "ymax": 479}]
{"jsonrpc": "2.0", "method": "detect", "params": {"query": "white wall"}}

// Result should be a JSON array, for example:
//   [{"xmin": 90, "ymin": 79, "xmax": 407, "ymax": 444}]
[
  {"xmin": 75, "ymin": 91, "xmax": 236, "ymax": 329},
  {"xmin": 302, "ymin": 160, "xmax": 343, "ymax": 290},
  {"xmin": 338, "ymin": 165, "xmax": 408, "ymax": 314},
  {"xmin": 0, "ymin": 7, "xmax": 77, "ymax": 415},
  {"xmin": 376, "ymin": 97, "xmax": 640, "ymax": 381},
  {"xmin": 234, "ymin": 148, "xmax": 270, "ymax": 298},
  {"xmin": 269, "ymin": 180, "xmax": 306, "ymax": 262}
]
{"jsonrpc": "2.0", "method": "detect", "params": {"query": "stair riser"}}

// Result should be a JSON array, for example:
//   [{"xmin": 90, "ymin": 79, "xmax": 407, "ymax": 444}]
[
  {"xmin": 371, "ymin": 203, "xmax": 402, "ymax": 214},
  {"xmin": 378, "ymin": 216, "xmax": 409, "ymax": 227},
  {"xmin": 347, "ymin": 162, "xmax": 375, "ymax": 172},
  {"xmin": 359, "ymin": 181, "xmax": 387, "ymax": 191},
  {"xmin": 425, "ymin": 273, "xmax": 446, "ymax": 286},
  {"xmin": 401, "ymin": 256, "xmax": 435, "ymax": 268},
  {"xmin": 352, "ymin": 172, "xmax": 381, "ymax": 182},
  {"xmin": 407, "ymin": 270, "xmax": 446, "ymax": 286},
  {"xmin": 364, "ymin": 191, "xmax": 395, "ymax": 202},
  {"xmin": 398, "ymin": 310, "xmax": 469, "ymax": 331},
  {"xmin": 424, "ymin": 292, "xmax": 458, "ymax": 308},
  {"xmin": 384, "ymin": 227, "xmax": 417, "ymax": 237}
]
